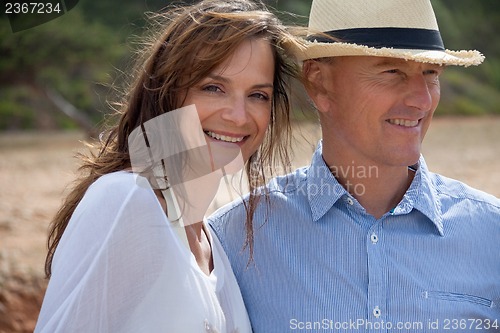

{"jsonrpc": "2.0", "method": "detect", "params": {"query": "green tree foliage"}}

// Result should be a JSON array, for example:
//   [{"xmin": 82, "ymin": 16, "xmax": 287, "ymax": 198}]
[{"xmin": 0, "ymin": 7, "xmax": 124, "ymax": 130}]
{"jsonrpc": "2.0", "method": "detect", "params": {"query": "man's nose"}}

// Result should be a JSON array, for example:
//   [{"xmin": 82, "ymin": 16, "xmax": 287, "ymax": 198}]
[{"xmin": 404, "ymin": 75, "xmax": 434, "ymax": 111}]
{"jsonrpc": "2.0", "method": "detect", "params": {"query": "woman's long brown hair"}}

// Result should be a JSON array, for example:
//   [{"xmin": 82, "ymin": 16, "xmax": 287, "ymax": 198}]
[{"xmin": 45, "ymin": 0, "xmax": 299, "ymax": 277}]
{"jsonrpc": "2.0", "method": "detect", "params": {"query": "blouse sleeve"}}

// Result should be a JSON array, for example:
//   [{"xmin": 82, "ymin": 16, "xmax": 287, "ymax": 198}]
[{"xmin": 34, "ymin": 172, "xmax": 183, "ymax": 333}]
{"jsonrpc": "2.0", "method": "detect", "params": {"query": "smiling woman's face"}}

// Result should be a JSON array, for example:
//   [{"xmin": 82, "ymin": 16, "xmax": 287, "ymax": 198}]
[{"xmin": 182, "ymin": 38, "xmax": 275, "ymax": 162}]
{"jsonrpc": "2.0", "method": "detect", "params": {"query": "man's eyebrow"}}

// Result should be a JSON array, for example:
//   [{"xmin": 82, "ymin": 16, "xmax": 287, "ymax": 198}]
[
  {"xmin": 207, "ymin": 74, "xmax": 273, "ymax": 89},
  {"xmin": 373, "ymin": 59, "xmax": 408, "ymax": 68}
]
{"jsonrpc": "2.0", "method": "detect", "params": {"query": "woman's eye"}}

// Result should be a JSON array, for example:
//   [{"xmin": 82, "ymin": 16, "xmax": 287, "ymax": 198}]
[
  {"xmin": 250, "ymin": 92, "xmax": 270, "ymax": 101},
  {"xmin": 203, "ymin": 85, "xmax": 222, "ymax": 93}
]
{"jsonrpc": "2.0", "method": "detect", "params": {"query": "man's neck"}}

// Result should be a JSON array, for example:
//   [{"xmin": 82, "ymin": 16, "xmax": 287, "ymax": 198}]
[{"xmin": 323, "ymin": 153, "xmax": 416, "ymax": 219}]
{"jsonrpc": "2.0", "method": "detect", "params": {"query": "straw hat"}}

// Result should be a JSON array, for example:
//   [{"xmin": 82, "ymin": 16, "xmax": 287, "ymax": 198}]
[{"xmin": 293, "ymin": 0, "xmax": 484, "ymax": 67}]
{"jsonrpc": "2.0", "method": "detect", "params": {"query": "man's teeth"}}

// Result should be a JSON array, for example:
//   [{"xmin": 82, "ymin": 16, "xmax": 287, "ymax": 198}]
[
  {"xmin": 388, "ymin": 119, "xmax": 419, "ymax": 127},
  {"xmin": 205, "ymin": 131, "xmax": 244, "ymax": 143}
]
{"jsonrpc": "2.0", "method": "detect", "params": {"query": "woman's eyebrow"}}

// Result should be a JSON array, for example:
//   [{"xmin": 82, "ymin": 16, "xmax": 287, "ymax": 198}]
[
  {"xmin": 207, "ymin": 74, "xmax": 273, "ymax": 89},
  {"xmin": 207, "ymin": 73, "xmax": 230, "ymax": 83}
]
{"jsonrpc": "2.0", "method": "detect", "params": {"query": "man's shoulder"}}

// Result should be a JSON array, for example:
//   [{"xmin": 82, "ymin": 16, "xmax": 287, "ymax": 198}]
[
  {"xmin": 429, "ymin": 171, "xmax": 500, "ymax": 208},
  {"xmin": 209, "ymin": 166, "xmax": 310, "ymax": 220},
  {"xmin": 264, "ymin": 166, "xmax": 311, "ymax": 201}
]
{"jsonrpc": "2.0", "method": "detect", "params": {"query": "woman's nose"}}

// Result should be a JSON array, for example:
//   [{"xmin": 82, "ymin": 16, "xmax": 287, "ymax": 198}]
[{"xmin": 220, "ymin": 96, "xmax": 249, "ymax": 126}]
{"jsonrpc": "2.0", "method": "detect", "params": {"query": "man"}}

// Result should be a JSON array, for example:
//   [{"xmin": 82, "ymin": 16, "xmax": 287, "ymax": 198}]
[{"xmin": 209, "ymin": 0, "xmax": 500, "ymax": 332}]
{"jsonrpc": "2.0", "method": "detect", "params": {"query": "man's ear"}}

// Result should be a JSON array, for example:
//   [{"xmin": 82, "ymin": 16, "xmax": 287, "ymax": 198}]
[{"xmin": 302, "ymin": 60, "xmax": 331, "ymax": 114}]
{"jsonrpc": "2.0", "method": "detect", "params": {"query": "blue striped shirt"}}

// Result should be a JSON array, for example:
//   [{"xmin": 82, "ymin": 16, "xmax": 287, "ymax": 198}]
[{"xmin": 209, "ymin": 142, "xmax": 500, "ymax": 332}]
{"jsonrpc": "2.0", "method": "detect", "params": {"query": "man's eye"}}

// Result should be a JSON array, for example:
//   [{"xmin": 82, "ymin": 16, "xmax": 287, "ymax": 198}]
[
  {"xmin": 424, "ymin": 69, "xmax": 439, "ymax": 76},
  {"xmin": 385, "ymin": 69, "xmax": 399, "ymax": 74}
]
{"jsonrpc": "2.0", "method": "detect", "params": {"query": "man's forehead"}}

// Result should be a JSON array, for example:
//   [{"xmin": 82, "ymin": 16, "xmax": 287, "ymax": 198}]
[
  {"xmin": 370, "ymin": 57, "xmax": 443, "ymax": 69},
  {"xmin": 372, "ymin": 57, "xmax": 409, "ymax": 66},
  {"xmin": 318, "ymin": 56, "xmax": 444, "ymax": 71},
  {"xmin": 330, "ymin": 56, "xmax": 414, "ymax": 66}
]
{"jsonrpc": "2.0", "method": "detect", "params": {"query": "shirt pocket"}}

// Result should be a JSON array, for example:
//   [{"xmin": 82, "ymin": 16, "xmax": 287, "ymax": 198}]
[{"xmin": 423, "ymin": 290, "xmax": 496, "ymax": 308}]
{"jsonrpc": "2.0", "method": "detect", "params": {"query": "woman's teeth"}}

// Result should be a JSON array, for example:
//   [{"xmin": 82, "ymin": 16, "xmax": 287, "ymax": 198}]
[{"xmin": 205, "ymin": 131, "xmax": 245, "ymax": 143}]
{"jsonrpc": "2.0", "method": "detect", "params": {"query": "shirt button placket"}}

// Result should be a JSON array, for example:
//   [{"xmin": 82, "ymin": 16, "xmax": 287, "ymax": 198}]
[{"xmin": 366, "ymin": 223, "xmax": 386, "ymax": 332}]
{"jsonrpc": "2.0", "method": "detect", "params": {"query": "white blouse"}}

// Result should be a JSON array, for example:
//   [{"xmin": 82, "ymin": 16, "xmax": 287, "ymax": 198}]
[{"xmin": 34, "ymin": 171, "xmax": 251, "ymax": 333}]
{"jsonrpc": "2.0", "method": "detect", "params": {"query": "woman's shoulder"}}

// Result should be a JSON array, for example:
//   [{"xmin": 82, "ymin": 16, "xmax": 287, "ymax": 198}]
[
  {"xmin": 79, "ymin": 171, "xmax": 158, "ymax": 214},
  {"xmin": 91, "ymin": 170, "xmax": 142, "ymax": 190},
  {"xmin": 88, "ymin": 171, "xmax": 151, "ymax": 198},
  {"xmin": 68, "ymin": 171, "xmax": 164, "ymax": 238}
]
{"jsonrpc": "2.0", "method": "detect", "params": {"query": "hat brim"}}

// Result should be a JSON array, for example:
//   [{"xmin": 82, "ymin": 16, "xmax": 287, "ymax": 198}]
[{"xmin": 291, "ymin": 41, "xmax": 484, "ymax": 67}]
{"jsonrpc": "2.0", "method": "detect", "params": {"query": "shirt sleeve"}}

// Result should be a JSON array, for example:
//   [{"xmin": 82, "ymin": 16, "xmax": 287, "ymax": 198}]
[{"xmin": 34, "ymin": 172, "xmax": 181, "ymax": 333}]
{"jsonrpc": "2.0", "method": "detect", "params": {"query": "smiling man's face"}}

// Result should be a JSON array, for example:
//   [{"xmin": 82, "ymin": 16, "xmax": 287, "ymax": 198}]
[{"xmin": 310, "ymin": 56, "xmax": 443, "ymax": 168}]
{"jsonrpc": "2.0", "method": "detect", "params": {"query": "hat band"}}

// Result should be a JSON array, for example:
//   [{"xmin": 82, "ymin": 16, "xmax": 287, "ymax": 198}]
[{"xmin": 309, "ymin": 27, "xmax": 445, "ymax": 51}]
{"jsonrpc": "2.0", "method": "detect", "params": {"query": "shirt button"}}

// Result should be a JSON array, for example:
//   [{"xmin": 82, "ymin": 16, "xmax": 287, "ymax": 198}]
[
  {"xmin": 204, "ymin": 320, "xmax": 215, "ymax": 332},
  {"xmin": 346, "ymin": 197, "xmax": 354, "ymax": 205},
  {"xmin": 370, "ymin": 233, "xmax": 379, "ymax": 244},
  {"xmin": 373, "ymin": 306, "xmax": 381, "ymax": 318}
]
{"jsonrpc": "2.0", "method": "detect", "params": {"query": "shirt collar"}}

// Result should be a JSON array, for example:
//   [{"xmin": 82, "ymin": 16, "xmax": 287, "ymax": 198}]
[
  {"xmin": 307, "ymin": 141, "xmax": 348, "ymax": 221},
  {"xmin": 306, "ymin": 142, "xmax": 444, "ymax": 236},
  {"xmin": 402, "ymin": 156, "xmax": 445, "ymax": 236}
]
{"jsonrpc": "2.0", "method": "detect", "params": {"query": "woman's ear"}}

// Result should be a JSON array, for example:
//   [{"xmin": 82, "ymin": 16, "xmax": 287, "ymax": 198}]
[{"xmin": 302, "ymin": 60, "xmax": 331, "ymax": 114}]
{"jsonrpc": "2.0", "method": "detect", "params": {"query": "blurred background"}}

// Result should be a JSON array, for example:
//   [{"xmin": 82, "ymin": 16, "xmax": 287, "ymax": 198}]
[{"xmin": 0, "ymin": 1, "xmax": 499, "ymax": 332}]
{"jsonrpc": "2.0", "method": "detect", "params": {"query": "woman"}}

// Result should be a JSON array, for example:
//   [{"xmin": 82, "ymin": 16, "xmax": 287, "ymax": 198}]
[{"xmin": 34, "ymin": 0, "xmax": 297, "ymax": 332}]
